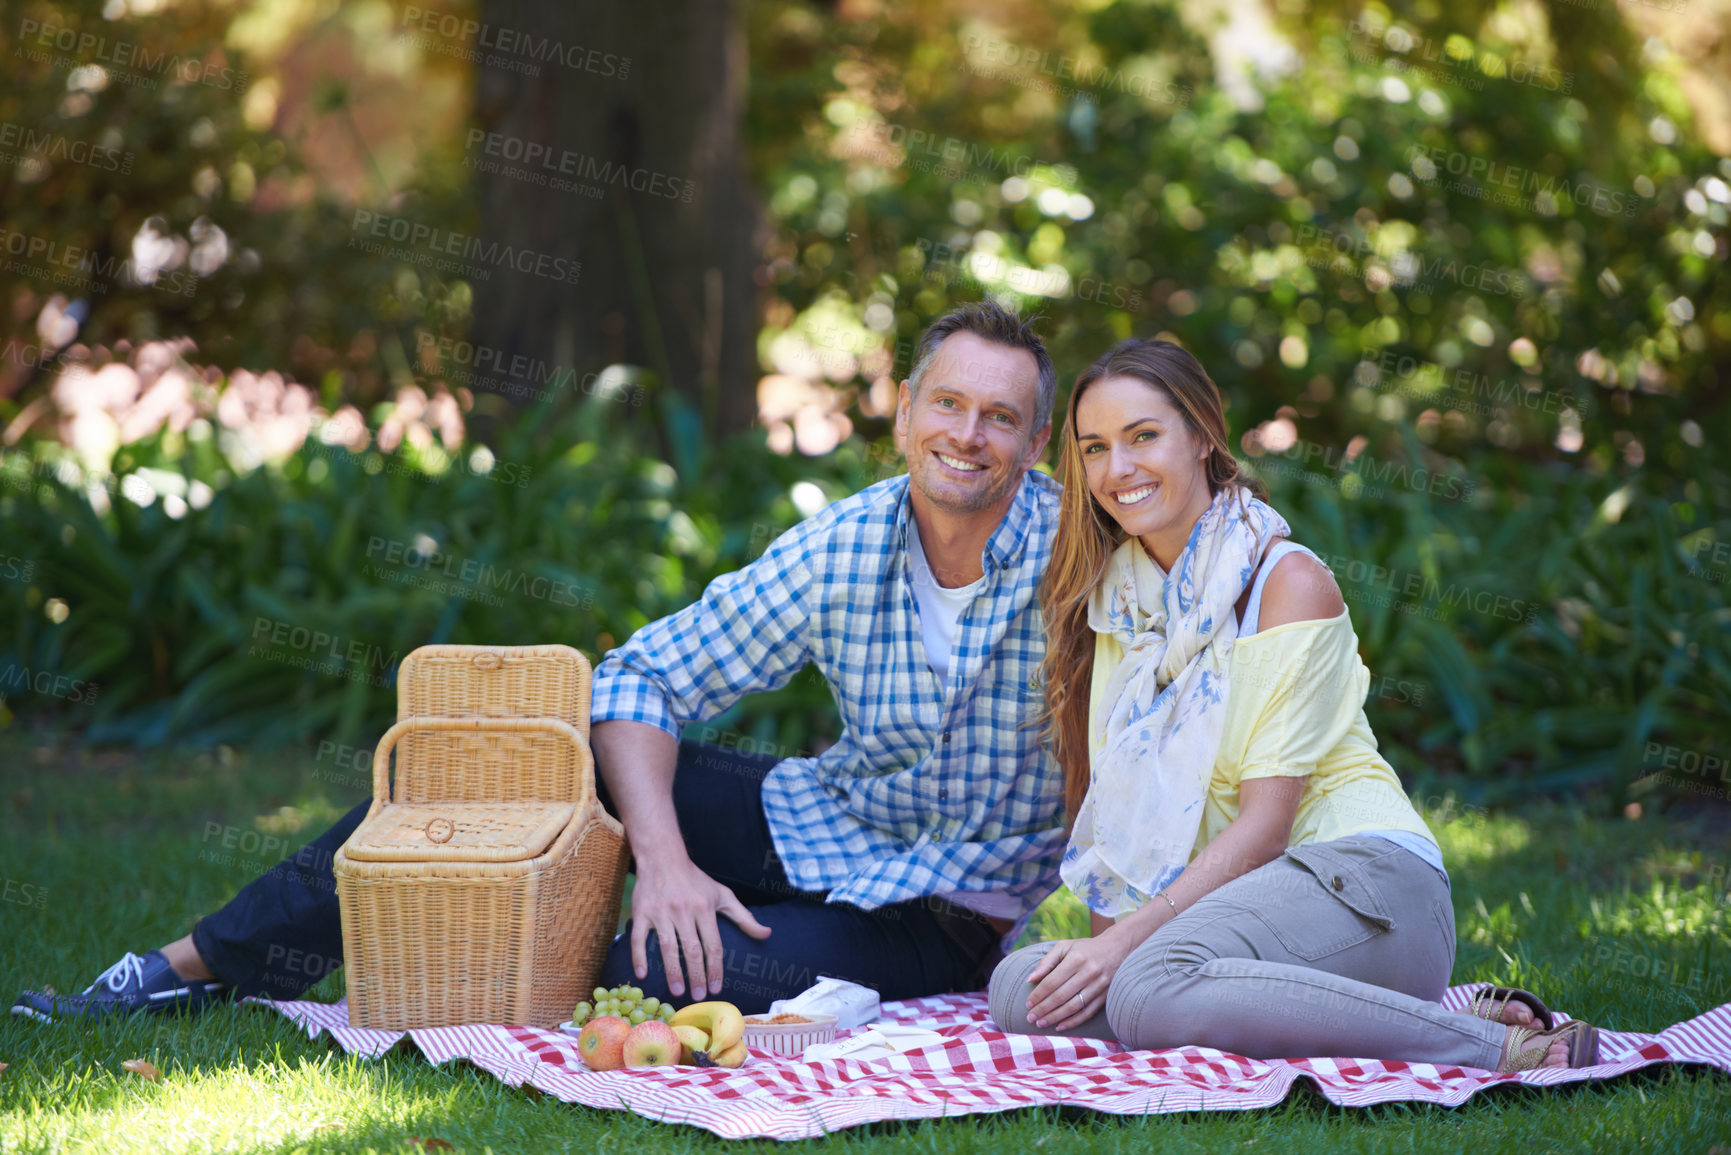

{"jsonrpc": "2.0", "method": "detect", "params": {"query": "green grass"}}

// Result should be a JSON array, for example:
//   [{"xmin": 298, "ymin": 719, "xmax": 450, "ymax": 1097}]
[{"xmin": 3, "ymin": 732, "xmax": 1730, "ymax": 1153}]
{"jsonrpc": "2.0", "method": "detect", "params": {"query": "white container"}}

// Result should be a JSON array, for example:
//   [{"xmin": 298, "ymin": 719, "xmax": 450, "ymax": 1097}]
[
  {"xmin": 742, "ymin": 1012, "xmax": 838, "ymax": 1056},
  {"xmin": 768, "ymin": 975, "xmax": 881, "ymax": 1029}
]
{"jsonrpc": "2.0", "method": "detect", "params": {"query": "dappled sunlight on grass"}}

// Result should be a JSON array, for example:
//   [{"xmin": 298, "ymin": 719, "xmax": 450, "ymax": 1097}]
[
  {"xmin": 4, "ymin": 1052, "xmax": 479, "ymax": 1155},
  {"xmin": 1585, "ymin": 881, "xmax": 1731, "ymax": 941},
  {"xmin": 1425, "ymin": 804, "xmax": 1531, "ymax": 864},
  {"xmin": 1631, "ymin": 845, "xmax": 1731, "ymax": 895},
  {"xmin": 1458, "ymin": 893, "xmax": 1529, "ymax": 951}
]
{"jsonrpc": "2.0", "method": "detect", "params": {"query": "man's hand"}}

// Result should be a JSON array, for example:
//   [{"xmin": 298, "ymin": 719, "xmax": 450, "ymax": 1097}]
[
  {"xmin": 591, "ymin": 720, "xmax": 773, "ymax": 998},
  {"xmin": 629, "ymin": 855, "xmax": 772, "ymax": 999}
]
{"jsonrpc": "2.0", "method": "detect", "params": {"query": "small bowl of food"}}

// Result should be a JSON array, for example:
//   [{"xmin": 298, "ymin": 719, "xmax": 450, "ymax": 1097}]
[{"xmin": 741, "ymin": 1012, "xmax": 838, "ymax": 1056}]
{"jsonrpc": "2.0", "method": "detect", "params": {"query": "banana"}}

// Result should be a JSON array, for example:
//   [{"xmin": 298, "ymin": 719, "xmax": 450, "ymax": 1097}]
[
  {"xmin": 672, "ymin": 1025, "xmax": 710, "ymax": 1064},
  {"xmin": 712, "ymin": 1040, "xmax": 747, "ymax": 1068},
  {"xmin": 671, "ymin": 1000, "xmax": 744, "ymax": 1053}
]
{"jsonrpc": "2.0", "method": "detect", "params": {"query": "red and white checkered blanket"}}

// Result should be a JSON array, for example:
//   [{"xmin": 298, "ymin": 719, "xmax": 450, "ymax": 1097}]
[{"xmin": 252, "ymin": 985, "xmax": 1731, "ymax": 1140}]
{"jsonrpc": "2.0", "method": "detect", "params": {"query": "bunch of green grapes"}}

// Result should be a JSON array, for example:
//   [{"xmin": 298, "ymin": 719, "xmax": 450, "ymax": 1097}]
[{"xmin": 571, "ymin": 984, "xmax": 677, "ymax": 1028}]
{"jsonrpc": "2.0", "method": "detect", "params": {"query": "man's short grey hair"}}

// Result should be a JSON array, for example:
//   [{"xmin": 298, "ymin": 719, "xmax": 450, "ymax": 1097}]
[{"xmin": 907, "ymin": 301, "xmax": 1057, "ymax": 430}]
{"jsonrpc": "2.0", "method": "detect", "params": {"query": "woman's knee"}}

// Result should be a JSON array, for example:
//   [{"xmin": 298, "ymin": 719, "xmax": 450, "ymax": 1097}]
[
  {"xmin": 1102, "ymin": 936, "xmax": 1225, "ymax": 1051},
  {"xmin": 1104, "ymin": 956, "xmax": 1180, "ymax": 1048},
  {"xmin": 987, "ymin": 943, "xmax": 1054, "ymax": 1033},
  {"xmin": 1106, "ymin": 976, "xmax": 1222, "ymax": 1051}
]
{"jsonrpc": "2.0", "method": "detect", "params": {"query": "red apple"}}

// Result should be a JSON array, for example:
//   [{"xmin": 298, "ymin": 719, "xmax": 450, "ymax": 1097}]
[
  {"xmin": 622, "ymin": 1020, "xmax": 681, "ymax": 1067},
  {"xmin": 576, "ymin": 1015, "xmax": 632, "ymax": 1071}
]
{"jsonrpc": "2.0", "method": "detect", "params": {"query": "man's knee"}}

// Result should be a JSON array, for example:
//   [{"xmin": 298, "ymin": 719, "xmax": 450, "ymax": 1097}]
[
  {"xmin": 597, "ymin": 926, "xmax": 678, "ymax": 1003},
  {"xmin": 599, "ymin": 923, "xmax": 777, "ymax": 1008},
  {"xmin": 598, "ymin": 934, "xmax": 637, "ymax": 990}
]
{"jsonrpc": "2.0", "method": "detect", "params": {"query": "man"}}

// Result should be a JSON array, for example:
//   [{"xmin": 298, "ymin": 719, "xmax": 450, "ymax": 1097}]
[{"xmin": 13, "ymin": 301, "xmax": 1066, "ymax": 1019}]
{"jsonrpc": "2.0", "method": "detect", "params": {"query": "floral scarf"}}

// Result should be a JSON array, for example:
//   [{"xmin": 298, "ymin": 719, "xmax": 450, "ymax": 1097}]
[{"xmin": 1060, "ymin": 486, "xmax": 1290, "ymax": 917}]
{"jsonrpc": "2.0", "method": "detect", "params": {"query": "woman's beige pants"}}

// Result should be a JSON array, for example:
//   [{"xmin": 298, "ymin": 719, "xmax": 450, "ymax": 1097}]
[{"xmin": 988, "ymin": 835, "xmax": 1506, "ymax": 1068}]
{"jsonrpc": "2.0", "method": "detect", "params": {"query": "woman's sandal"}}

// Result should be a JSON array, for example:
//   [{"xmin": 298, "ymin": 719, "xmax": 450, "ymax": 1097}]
[
  {"xmin": 1495, "ymin": 1019, "xmax": 1600, "ymax": 1072},
  {"xmin": 1467, "ymin": 985, "xmax": 1556, "ymax": 1030}
]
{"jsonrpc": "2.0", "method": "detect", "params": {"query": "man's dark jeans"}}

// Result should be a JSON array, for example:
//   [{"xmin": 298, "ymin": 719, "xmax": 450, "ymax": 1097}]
[{"xmin": 191, "ymin": 741, "xmax": 1003, "ymax": 1013}]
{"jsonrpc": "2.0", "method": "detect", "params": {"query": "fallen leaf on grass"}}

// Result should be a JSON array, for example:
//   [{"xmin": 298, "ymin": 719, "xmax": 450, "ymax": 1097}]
[
  {"xmin": 409, "ymin": 1139, "xmax": 452, "ymax": 1151},
  {"xmin": 0, "ymin": 1062, "xmax": 8, "ymax": 1075},
  {"xmin": 121, "ymin": 1059, "xmax": 159, "ymax": 1081}
]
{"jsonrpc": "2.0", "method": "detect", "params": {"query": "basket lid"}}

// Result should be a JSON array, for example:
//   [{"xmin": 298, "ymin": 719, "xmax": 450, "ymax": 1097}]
[
  {"xmin": 342, "ymin": 801, "xmax": 576, "ymax": 863},
  {"xmin": 396, "ymin": 645, "xmax": 592, "ymax": 736}
]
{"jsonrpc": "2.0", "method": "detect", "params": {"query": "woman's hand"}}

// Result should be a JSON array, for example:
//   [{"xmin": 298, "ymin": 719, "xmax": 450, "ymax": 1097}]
[{"xmin": 1024, "ymin": 929, "xmax": 1136, "ymax": 1031}]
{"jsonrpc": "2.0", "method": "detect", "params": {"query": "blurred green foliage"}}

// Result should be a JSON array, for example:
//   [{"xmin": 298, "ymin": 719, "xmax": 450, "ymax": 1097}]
[
  {"xmin": 2, "ymin": 0, "xmax": 1728, "ymax": 805},
  {"xmin": 0, "ymin": 0, "xmax": 471, "ymax": 396},
  {"xmin": 0, "ymin": 388, "xmax": 858, "ymax": 756}
]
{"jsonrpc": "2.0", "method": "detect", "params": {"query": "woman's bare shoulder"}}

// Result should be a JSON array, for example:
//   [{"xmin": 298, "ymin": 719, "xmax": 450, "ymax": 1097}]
[{"xmin": 1256, "ymin": 548, "xmax": 1346, "ymax": 632}]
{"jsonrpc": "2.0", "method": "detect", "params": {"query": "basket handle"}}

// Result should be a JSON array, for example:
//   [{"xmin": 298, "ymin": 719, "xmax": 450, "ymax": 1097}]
[{"xmin": 368, "ymin": 715, "xmax": 596, "ymax": 809}]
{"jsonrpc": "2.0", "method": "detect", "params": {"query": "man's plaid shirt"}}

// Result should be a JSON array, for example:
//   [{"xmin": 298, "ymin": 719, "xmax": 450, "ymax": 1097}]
[{"xmin": 591, "ymin": 470, "xmax": 1065, "ymax": 917}]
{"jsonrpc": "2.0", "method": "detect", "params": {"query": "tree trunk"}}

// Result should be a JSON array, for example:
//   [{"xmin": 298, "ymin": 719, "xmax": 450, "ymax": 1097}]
[{"xmin": 468, "ymin": 0, "xmax": 762, "ymax": 442}]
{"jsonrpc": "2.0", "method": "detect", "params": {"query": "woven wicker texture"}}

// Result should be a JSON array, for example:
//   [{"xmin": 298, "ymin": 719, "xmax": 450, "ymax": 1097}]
[
  {"xmin": 376, "ymin": 716, "xmax": 596, "ymax": 806},
  {"xmin": 397, "ymin": 644, "xmax": 591, "ymax": 736},
  {"xmin": 341, "ymin": 801, "xmax": 577, "ymax": 864},
  {"xmin": 335, "ymin": 647, "xmax": 627, "ymax": 1030}
]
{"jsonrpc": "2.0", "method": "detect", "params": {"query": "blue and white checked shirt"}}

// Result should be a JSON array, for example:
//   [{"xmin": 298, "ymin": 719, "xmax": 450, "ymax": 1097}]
[{"xmin": 591, "ymin": 471, "xmax": 1066, "ymax": 918}]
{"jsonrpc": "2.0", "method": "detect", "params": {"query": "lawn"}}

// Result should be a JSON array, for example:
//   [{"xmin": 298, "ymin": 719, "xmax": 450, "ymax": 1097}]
[{"xmin": 2, "ymin": 731, "xmax": 1729, "ymax": 1153}]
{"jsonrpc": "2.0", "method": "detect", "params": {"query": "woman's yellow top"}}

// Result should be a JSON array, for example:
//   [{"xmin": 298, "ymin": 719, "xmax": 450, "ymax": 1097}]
[{"xmin": 1089, "ymin": 609, "xmax": 1437, "ymax": 860}]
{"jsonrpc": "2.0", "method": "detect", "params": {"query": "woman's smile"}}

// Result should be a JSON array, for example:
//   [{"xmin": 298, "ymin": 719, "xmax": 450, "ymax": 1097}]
[{"xmin": 1110, "ymin": 483, "xmax": 1159, "ymax": 507}]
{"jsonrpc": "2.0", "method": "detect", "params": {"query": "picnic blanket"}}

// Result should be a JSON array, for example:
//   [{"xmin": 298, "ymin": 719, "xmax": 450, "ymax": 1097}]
[{"xmin": 253, "ymin": 984, "xmax": 1731, "ymax": 1140}]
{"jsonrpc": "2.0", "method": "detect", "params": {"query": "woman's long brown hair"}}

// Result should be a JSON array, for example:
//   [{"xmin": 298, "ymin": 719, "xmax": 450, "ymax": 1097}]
[{"xmin": 1039, "ymin": 338, "xmax": 1265, "ymax": 825}]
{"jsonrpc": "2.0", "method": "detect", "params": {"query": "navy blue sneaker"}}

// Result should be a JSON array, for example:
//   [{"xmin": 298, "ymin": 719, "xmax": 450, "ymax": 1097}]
[{"xmin": 11, "ymin": 951, "xmax": 229, "ymax": 1023}]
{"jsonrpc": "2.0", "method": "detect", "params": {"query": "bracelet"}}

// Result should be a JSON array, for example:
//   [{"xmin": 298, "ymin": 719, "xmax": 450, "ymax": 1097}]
[{"xmin": 1155, "ymin": 891, "xmax": 1179, "ymax": 916}]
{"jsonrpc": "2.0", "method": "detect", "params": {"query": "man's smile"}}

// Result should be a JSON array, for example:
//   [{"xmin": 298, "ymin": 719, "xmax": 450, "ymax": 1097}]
[{"xmin": 935, "ymin": 452, "xmax": 986, "ymax": 473}]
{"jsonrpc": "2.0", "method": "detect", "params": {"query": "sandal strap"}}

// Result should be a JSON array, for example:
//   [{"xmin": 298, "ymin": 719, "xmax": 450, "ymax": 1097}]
[
  {"xmin": 1497, "ymin": 1021, "xmax": 1593, "ymax": 1073},
  {"xmin": 1469, "ymin": 989, "xmax": 1509, "ymax": 1023},
  {"xmin": 1498, "ymin": 1025, "xmax": 1549, "ymax": 1072},
  {"xmin": 1469, "ymin": 985, "xmax": 1554, "ymax": 1029}
]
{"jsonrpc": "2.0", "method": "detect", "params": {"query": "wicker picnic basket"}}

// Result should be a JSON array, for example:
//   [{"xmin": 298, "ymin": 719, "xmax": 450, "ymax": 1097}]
[{"xmin": 332, "ymin": 645, "xmax": 628, "ymax": 1030}]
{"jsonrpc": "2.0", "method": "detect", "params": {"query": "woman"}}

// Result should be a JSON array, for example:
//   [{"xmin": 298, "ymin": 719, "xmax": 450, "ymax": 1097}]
[{"xmin": 987, "ymin": 339, "xmax": 1597, "ymax": 1072}]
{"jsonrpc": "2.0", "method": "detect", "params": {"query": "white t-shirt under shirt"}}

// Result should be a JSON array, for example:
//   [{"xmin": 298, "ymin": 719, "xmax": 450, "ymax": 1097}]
[
  {"xmin": 906, "ymin": 519, "xmax": 985, "ymax": 685},
  {"xmin": 907, "ymin": 521, "xmax": 1023, "ymax": 922}
]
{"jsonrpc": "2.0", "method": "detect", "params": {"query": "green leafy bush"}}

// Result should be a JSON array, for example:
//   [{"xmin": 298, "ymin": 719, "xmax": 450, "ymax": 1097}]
[{"xmin": 0, "ymin": 385, "xmax": 857, "ymax": 757}]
